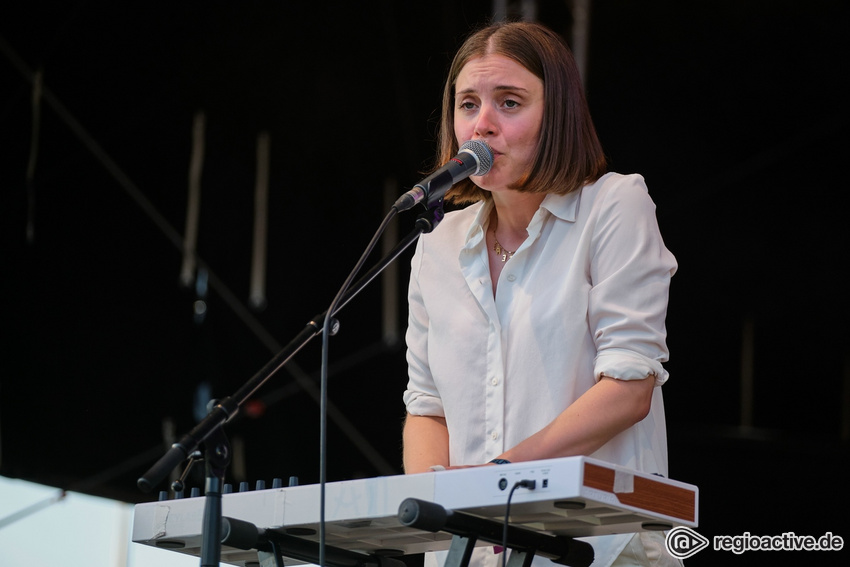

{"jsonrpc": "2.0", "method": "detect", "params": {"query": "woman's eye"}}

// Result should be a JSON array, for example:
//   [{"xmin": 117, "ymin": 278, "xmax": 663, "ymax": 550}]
[
  {"xmin": 458, "ymin": 101, "xmax": 476, "ymax": 110},
  {"xmin": 504, "ymin": 99, "xmax": 520, "ymax": 109}
]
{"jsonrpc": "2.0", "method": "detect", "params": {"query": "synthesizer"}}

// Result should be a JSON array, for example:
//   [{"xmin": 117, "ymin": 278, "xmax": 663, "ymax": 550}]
[{"xmin": 132, "ymin": 456, "xmax": 698, "ymax": 566}]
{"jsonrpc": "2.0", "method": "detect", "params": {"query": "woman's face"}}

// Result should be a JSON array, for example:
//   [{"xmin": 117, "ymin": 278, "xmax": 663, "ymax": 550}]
[{"xmin": 453, "ymin": 53, "xmax": 544, "ymax": 194}]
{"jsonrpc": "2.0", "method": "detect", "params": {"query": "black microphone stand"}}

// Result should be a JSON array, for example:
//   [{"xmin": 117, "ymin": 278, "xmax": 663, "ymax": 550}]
[
  {"xmin": 199, "ymin": 425, "xmax": 230, "ymax": 567},
  {"xmin": 137, "ymin": 203, "xmax": 446, "ymax": 566}
]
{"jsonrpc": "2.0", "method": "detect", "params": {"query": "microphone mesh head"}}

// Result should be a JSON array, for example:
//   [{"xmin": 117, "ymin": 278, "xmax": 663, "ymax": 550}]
[{"xmin": 460, "ymin": 139, "xmax": 493, "ymax": 175}]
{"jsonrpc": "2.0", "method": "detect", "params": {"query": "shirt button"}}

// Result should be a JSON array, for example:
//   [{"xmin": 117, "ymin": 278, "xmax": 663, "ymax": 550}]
[
  {"xmin": 491, "ymin": 431, "xmax": 499, "ymax": 440},
  {"xmin": 506, "ymin": 274, "xmax": 516, "ymax": 282},
  {"xmin": 491, "ymin": 377, "xmax": 499, "ymax": 386}
]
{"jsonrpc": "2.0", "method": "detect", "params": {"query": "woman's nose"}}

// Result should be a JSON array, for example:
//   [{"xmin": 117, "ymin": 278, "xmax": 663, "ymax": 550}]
[{"xmin": 473, "ymin": 105, "xmax": 497, "ymax": 137}]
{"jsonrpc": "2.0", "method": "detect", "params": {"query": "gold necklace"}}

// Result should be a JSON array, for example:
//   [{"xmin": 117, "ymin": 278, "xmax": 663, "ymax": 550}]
[{"xmin": 492, "ymin": 229, "xmax": 516, "ymax": 262}]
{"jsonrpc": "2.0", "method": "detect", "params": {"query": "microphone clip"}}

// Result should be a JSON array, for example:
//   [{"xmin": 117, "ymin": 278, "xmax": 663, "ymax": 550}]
[{"xmin": 414, "ymin": 198, "xmax": 446, "ymax": 234}]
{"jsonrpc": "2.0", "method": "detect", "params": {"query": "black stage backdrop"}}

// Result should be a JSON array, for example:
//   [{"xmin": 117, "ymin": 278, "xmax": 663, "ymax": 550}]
[{"xmin": 1, "ymin": 2, "xmax": 848, "ymax": 566}]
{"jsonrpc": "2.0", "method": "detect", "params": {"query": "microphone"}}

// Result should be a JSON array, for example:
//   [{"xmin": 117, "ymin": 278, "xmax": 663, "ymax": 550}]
[{"xmin": 393, "ymin": 139, "xmax": 493, "ymax": 212}]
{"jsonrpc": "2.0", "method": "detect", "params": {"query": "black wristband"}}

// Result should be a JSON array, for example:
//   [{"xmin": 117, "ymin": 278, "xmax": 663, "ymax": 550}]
[{"xmin": 489, "ymin": 458, "xmax": 511, "ymax": 465}]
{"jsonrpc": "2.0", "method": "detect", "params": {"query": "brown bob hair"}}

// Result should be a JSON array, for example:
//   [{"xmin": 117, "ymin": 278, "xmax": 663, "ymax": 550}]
[{"xmin": 438, "ymin": 21, "xmax": 608, "ymax": 204}]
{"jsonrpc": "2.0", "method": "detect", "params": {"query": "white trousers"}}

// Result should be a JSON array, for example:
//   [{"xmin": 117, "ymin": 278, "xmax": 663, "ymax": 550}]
[{"xmin": 611, "ymin": 532, "xmax": 684, "ymax": 567}]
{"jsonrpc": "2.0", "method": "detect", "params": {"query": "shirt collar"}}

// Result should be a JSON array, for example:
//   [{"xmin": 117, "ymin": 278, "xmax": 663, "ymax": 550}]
[
  {"xmin": 540, "ymin": 190, "xmax": 581, "ymax": 223},
  {"xmin": 461, "ymin": 190, "xmax": 581, "ymax": 248},
  {"xmin": 462, "ymin": 200, "xmax": 493, "ymax": 249}
]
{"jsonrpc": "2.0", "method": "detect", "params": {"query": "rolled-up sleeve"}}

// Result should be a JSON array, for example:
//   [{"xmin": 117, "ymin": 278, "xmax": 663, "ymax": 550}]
[
  {"xmin": 403, "ymin": 237, "xmax": 446, "ymax": 416},
  {"xmin": 588, "ymin": 175, "xmax": 677, "ymax": 386}
]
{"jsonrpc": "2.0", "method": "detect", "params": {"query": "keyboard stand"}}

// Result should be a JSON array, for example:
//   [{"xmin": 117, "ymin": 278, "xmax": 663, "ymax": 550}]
[
  {"xmin": 398, "ymin": 498, "xmax": 594, "ymax": 567},
  {"xmin": 222, "ymin": 516, "xmax": 408, "ymax": 567}
]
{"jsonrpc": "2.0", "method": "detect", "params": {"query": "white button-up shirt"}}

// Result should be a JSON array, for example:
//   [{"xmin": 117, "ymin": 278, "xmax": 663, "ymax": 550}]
[{"xmin": 403, "ymin": 172, "xmax": 677, "ymax": 566}]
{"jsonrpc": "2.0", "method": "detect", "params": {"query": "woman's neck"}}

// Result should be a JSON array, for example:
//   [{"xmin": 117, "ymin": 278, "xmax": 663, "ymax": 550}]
[{"xmin": 490, "ymin": 191, "xmax": 545, "ymax": 241}]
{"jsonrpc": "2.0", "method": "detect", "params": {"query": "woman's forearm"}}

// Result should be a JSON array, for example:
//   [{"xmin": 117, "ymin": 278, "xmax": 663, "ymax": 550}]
[
  {"xmin": 402, "ymin": 413, "xmax": 450, "ymax": 473},
  {"xmin": 499, "ymin": 376, "xmax": 655, "ymax": 463}
]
